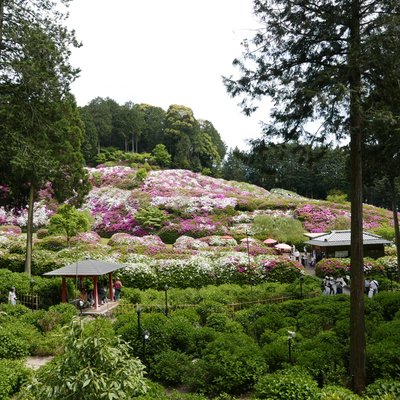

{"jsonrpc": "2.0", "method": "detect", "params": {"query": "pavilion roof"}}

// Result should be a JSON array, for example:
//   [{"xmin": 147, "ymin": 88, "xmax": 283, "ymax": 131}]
[
  {"xmin": 43, "ymin": 259, "xmax": 126, "ymax": 277},
  {"xmin": 305, "ymin": 230, "xmax": 391, "ymax": 247}
]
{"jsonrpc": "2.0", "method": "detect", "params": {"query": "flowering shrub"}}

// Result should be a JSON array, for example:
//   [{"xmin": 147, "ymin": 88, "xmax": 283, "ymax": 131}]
[
  {"xmin": 174, "ymin": 236, "xmax": 209, "ymax": 250},
  {"xmin": 296, "ymin": 204, "xmax": 350, "ymax": 233},
  {"xmin": 108, "ymin": 233, "xmax": 142, "ymax": 247},
  {"xmin": 0, "ymin": 201, "xmax": 54, "ymax": 228},
  {"xmin": 363, "ymin": 257, "xmax": 385, "ymax": 275},
  {"xmin": 315, "ymin": 258, "xmax": 351, "ymax": 278},
  {"xmin": 0, "ymin": 225, "xmax": 22, "ymax": 236},
  {"xmin": 257, "ymin": 256, "xmax": 304, "ymax": 283},
  {"xmin": 377, "ymin": 256, "xmax": 397, "ymax": 272},
  {"xmin": 87, "ymin": 166, "xmax": 136, "ymax": 187},
  {"xmin": 315, "ymin": 257, "xmax": 384, "ymax": 278},
  {"xmin": 201, "ymin": 236, "xmax": 238, "ymax": 247},
  {"xmin": 73, "ymin": 231, "xmax": 102, "ymax": 245}
]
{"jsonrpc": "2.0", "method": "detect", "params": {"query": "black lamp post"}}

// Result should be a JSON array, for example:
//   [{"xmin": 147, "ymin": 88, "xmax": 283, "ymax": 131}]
[
  {"xmin": 288, "ymin": 330, "xmax": 296, "ymax": 364},
  {"xmin": 142, "ymin": 330, "xmax": 150, "ymax": 361},
  {"xmin": 299, "ymin": 272, "xmax": 305, "ymax": 299},
  {"xmin": 387, "ymin": 268, "xmax": 393, "ymax": 291},
  {"xmin": 30, "ymin": 278, "xmax": 36, "ymax": 310},
  {"xmin": 164, "ymin": 285, "xmax": 169, "ymax": 316},
  {"xmin": 137, "ymin": 306, "xmax": 142, "ymax": 339}
]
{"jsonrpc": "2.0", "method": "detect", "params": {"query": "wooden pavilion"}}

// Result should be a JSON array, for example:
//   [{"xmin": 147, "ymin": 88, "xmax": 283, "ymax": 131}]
[
  {"xmin": 43, "ymin": 259, "xmax": 126, "ymax": 309},
  {"xmin": 305, "ymin": 230, "xmax": 391, "ymax": 259}
]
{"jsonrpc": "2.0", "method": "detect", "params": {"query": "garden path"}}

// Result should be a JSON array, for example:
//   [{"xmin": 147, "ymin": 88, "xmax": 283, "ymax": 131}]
[{"xmin": 25, "ymin": 356, "xmax": 54, "ymax": 370}]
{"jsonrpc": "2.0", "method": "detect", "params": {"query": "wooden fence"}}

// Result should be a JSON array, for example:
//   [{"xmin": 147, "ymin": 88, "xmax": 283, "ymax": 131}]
[{"xmin": 18, "ymin": 294, "xmax": 41, "ymax": 310}]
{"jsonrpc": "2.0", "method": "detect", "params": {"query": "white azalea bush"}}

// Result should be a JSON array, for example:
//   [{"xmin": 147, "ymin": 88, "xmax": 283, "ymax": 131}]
[{"xmin": 173, "ymin": 236, "xmax": 209, "ymax": 250}]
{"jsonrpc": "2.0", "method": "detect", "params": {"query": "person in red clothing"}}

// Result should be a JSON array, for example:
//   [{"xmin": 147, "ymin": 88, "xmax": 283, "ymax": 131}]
[{"xmin": 113, "ymin": 279, "xmax": 123, "ymax": 300}]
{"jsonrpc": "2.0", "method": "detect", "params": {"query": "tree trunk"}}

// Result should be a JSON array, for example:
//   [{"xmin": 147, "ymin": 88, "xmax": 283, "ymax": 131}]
[
  {"xmin": 131, "ymin": 132, "xmax": 135, "ymax": 153},
  {"xmin": 124, "ymin": 138, "xmax": 128, "ymax": 152},
  {"xmin": 349, "ymin": 0, "xmax": 366, "ymax": 394},
  {"xmin": 389, "ymin": 178, "xmax": 400, "ymax": 280},
  {"xmin": 0, "ymin": 0, "xmax": 4, "ymax": 55},
  {"xmin": 25, "ymin": 184, "xmax": 34, "ymax": 277}
]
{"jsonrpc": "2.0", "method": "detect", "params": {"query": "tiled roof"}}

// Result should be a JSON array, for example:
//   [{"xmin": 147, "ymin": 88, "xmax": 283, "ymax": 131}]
[
  {"xmin": 305, "ymin": 230, "xmax": 391, "ymax": 247},
  {"xmin": 43, "ymin": 259, "xmax": 125, "ymax": 276}
]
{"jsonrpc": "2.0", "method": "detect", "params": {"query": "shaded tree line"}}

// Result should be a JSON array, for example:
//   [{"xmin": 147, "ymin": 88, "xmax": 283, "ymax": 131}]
[{"xmin": 80, "ymin": 98, "xmax": 227, "ymax": 173}]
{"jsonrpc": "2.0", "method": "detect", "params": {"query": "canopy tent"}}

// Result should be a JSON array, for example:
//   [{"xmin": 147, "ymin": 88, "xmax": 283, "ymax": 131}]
[
  {"xmin": 263, "ymin": 238, "xmax": 278, "ymax": 246},
  {"xmin": 44, "ymin": 259, "xmax": 126, "ymax": 309},
  {"xmin": 274, "ymin": 243, "xmax": 292, "ymax": 252}
]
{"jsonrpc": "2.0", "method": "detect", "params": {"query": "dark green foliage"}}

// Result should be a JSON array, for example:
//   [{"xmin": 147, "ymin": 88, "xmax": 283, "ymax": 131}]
[
  {"xmin": 373, "ymin": 291, "xmax": 400, "ymax": 321},
  {"xmin": 36, "ymin": 236, "xmax": 68, "ymax": 252},
  {"xmin": 152, "ymin": 350, "xmax": 192, "ymax": 385},
  {"xmin": 185, "ymin": 332, "xmax": 265, "ymax": 395},
  {"xmin": 296, "ymin": 331, "xmax": 348, "ymax": 385},
  {"xmin": 364, "ymin": 378, "xmax": 400, "ymax": 399},
  {"xmin": 26, "ymin": 318, "xmax": 147, "ymax": 400},
  {"xmin": 0, "ymin": 328, "xmax": 30, "ymax": 359},
  {"xmin": 367, "ymin": 319, "xmax": 400, "ymax": 380},
  {"xmin": 0, "ymin": 359, "xmax": 31, "ymax": 400},
  {"xmin": 254, "ymin": 368, "xmax": 321, "ymax": 400},
  {"xmin": 157, "ymin": 226, "xmax": 181, "ymax": 244}
]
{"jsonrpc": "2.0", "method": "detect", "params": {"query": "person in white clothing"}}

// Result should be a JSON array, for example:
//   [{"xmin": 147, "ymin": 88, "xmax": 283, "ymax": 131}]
[
  {"xmin": 368, "ymin": 279, "xmax": 379, "ymax": 298},
  {"xmin": 8, "ymin": 287, "xmax": 17, "ymax": 305}
]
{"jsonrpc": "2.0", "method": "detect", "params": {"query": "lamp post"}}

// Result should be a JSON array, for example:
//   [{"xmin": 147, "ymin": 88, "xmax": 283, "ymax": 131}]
[
  {"xmin": 142, "ymin": 330, "xmax": 150, "ymax": 362},
  {"xmin": 164, "ymin": 284, "xmax": 169, "ymax": 316},
  {"xmin": 299, "ymin": 271, "xmax": 305, "ymax": 299},
  {"xmin": 30, "ymin": 278, "xmax": 36, "ymax": 310},
  {"xmin": 288, "ymin": 330, "xmax": 296, "ymax": 364},
  {"xmin": 387, "ymin": 268, "xmax": 393, "ymax": 291},
  {"xmin": 137, "ymin": 306, "xmax": 142, "ymax": 339}
]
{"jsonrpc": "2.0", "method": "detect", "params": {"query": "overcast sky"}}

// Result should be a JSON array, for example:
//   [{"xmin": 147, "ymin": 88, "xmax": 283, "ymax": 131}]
[{"xmin": 66, "ymin": 0, "xmax": 270, "ymax": 150}]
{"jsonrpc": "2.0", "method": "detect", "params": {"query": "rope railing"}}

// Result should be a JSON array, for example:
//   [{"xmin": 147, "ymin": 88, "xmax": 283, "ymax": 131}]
[{"xmin": 111, "ymin": 292, "xmax": 319, "ymax": 316}]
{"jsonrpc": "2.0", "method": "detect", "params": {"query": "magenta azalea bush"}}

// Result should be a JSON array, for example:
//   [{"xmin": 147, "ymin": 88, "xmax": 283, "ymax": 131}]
[{"xmin": 295, "ymin": 204, "xmax": 350, "ymax": 233}]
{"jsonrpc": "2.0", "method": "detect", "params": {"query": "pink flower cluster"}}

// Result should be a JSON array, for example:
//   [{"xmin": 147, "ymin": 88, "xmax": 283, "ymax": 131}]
[
  {"xmin": 296, "ymin": 204, "xmax": 350, "ymax": 233},
  {"xmin": 87, "ymin": 166, "xmax": 135, "ymax": 187}
]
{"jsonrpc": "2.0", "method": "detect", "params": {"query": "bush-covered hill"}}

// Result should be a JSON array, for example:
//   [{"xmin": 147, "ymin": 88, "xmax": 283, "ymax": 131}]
[{"xmin": 0, "ymin": 165, "xmax": 396, "ymax": 241}]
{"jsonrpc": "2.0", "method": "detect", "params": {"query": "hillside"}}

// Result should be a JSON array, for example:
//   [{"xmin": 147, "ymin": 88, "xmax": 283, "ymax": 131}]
[
  {"xmin": 0, "ymin": 165, "xmax": 395, "ymax": 240},
  {"xmin": 0, "ymin": 165, "xmax": 396, "ymax": 286}
]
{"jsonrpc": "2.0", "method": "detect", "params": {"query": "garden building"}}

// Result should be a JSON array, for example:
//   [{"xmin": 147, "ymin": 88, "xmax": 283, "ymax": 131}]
[
  {"xmin": 305, "ymin": 230, "xmax": 391, "ymax": 259},
  {"xmin": 44, "ymin": 259, "xmax": 125, "ymax": 310}
]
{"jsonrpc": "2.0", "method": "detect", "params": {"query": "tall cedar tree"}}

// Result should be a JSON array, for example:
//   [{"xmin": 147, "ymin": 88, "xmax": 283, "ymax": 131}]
[
  {"xmin": 363, "ymin": 13, "xmax": 400, "ymax": 279},
  {"xmin": 224, "ymin": 0, "xmax": 400, "ymax": 393},
  {"xmin": 0, "ymin": 0, "xmax": 89, "ymax": 276}
]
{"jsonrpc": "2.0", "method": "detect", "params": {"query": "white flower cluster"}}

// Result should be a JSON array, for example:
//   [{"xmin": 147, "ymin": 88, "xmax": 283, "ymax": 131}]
[
  {"xmin": 0, "ymin": 200, "xmax": 53, "ymax": 228},
  {"xmin": 174, "ymin": 235, "xmax": 209, "ymax": 250},
  {"xmin": 151, "ymin": 195, "xmax": 237, "ymax": 213}
]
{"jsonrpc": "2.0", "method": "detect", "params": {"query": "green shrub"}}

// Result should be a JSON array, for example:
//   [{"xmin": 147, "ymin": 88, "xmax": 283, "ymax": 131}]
[
  {"xmin": 152, "ymin": 349, "xmax": 192, "ymax": 385},
  {"xmin": 0, "ymin": 330, "xmax": 30, "ymax": 359},
  {"xmin": 320, "ymin": 385, "xmax": 361, "ymax": 399},
  {"xmin": 185, "ymin": 332, "xmax": 265, "ymax": 395},
  {"xmin": 253, "ymin": 215, "xmax": 306, "ymax": 247},
  {"xmin": 0, "ymin": 253, "xmax": 25, "ymax": 272},
  {"xmin": 364, "ymin": 378, "xmax": 400, "ymax": 399},
  {"xmin": 373, "ymin": 291, "xmax": 400, "ymax": 320},
  {"xmin": 254, "ymin": 368, "xmax": 321, "ymax": 399},
  {"xmin": 36, "ymin": 228, "xmax": 49, "ymax": 239},
  {"xmin": 0, "ymin": 359, "xmax": 31, "ymax": 400},
  {"xmin": 36, "ymin": 236, "xmax": 68, "ymax": 251}
]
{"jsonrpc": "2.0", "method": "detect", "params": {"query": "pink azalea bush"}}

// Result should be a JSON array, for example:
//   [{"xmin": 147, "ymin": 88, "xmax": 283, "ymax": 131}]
[
  {"xmin": 315, "ymin": 257, "xmax": 385, "ymax": 278},
  {"xmin": 315, "ymin": 258, "xmax": 351, "ymax": 278},
  {"xmin": 257, "ymin": 256, "xmax": 304, "ymax": 283},
  {"xmin": 295, "ymin": 204, "xmax": 350, "ymax": 233},
  {"xmin": 87, "ymin": 166, "xmax": 136, "ymax": 187}
]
